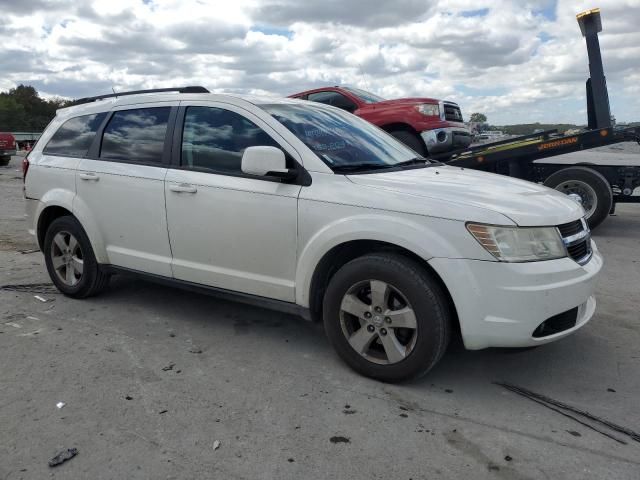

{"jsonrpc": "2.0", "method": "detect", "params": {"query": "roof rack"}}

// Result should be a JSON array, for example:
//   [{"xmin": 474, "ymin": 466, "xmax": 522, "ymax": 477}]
[{"xmin": 73, "ymin": 86, "xmax": 210, "ymax": 105}]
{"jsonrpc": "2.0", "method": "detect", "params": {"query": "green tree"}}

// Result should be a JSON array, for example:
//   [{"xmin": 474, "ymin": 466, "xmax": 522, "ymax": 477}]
[
  {"xmin": 0, "ymin": 96, "xmax": 28, "ymax": 131},
  {"xmin": 469, "ymin": 112, "xmax": 487, "ymax": 123},
  {"xmin": 0, "ymin": 84, "xmax": 73, "ymax": 131}
]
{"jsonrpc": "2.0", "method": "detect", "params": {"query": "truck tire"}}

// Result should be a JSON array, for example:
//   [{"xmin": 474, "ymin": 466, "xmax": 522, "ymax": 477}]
[
  {"xmin": 323, "ymin": 253, "xmax": 451, "ymax": 383},
  {"xmin": 543, "ymin": 166, "xmax": 612, "ymax": 230},
  {"xmin": 0, "ymin": 156, "xmax": 10, "ymax": 166},
  {"xmin": 43, "ymin": 216, "xmax": 110, "ymax": 298},
  {"xmin": 389, "ymin": 130, "xmax": 427, "ymax": 157}
]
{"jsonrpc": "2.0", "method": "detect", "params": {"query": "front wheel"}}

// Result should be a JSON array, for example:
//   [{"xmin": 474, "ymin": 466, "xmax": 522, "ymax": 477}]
[
  {"xmin": 389, "ymin": 130, "xmax": 427, "ymax": 157},
  {"xmin": 543, "ymin": 166, "xmax": 613, "ymax": 230},
  {"xmin": 43, "ymin": 216, "xmax": 110, "ymax": 298},
  {"xmin": 323, "ymin": 253, "xmax": 451, "ymax": 382}
]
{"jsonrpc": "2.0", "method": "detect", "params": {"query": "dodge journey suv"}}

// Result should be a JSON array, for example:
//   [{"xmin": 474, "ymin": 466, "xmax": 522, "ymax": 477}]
[{"xmin": 24, "ymin": 86, "xmax": 602, "ymax": 382}]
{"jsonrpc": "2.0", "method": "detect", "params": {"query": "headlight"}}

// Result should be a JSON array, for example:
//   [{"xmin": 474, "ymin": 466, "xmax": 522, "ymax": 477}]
[
  {"xmin": 466, "ymin": 223, "xmax": 566, "ymax": 262},
  {"xmin": 416, "ymin": 104, "xmax": 440, "ymax": 116}
]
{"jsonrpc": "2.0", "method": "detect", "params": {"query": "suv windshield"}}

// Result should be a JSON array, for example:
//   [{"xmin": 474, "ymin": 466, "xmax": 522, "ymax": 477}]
[
  {"xmin": 341, "ymin": 86, "xmax": 386, "ymax": 104},
  {"xmin": 262, "ymin": 103, "xmax": 426, "ymax": 172}
]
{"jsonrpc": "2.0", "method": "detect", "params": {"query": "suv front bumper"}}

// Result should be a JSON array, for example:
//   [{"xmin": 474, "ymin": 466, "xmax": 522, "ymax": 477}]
[
  {"xmin": 429, "ymin": 241, "xmax": 603, "ymax": 350},
  {"xmin": 421, "ymin": 127, "xmax": 472, "ymax": 154}
]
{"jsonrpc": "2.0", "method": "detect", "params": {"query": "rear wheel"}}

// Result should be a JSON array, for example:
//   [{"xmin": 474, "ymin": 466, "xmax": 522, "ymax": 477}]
[
  {"xmin": 389, "ymin": 130, "xmax": 427, "ymax": 156},
  {"xmin": 543, "ymin": 166, "xmax": 613, "ymax": 229},
  {"xmin": 323, "ymin": 253, "xmax": 451, "ymax": 382},
  {"xmin": 43, "ymin": 216, "xmax": 110, "ymax": 298},
  {"xmin": 0, "ymin": 156, "xmax": 10, "ymax": 166}
]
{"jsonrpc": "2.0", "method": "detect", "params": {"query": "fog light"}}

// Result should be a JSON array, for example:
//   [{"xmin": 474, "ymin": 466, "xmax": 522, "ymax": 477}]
[{"xmin": 437, "ymin": 131, "xmax": 447, "ymax": 142}]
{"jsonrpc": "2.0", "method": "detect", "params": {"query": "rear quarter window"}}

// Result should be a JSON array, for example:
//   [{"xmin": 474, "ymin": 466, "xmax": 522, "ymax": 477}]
[{"xmin": 43, "ymin": 113, "xmax": 107, "ymax": 157}]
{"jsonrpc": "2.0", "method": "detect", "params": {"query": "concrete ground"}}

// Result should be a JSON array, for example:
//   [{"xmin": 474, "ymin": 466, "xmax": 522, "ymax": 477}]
[{"xmin": 1, "ymin": 154, "xmax": 639, "ymax": 479}]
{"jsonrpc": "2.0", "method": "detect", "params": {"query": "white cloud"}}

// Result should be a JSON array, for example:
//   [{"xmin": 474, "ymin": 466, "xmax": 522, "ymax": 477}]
[{"xmin": 4, "ymin": 0, "xmax": 640, "ymax": 124}]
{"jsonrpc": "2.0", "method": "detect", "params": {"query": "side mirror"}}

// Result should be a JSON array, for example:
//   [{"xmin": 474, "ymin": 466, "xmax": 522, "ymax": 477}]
[{"xmin": 241, "ymin": 146, "xmax": 295, "ymax": 179}]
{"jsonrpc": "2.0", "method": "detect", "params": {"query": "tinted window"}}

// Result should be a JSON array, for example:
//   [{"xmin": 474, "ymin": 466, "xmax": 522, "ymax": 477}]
[
  {"xmin": 263, "ymin": 103, "xmax": 423, "ymax": 171},
  {"xmin": 181, "ymin": 106, "xmax": 280, "ymax": 174},
  {"xmin": 100, "ymin": 107, "xmax": 170, "ymax": 163},
  {"xmin": 43, "ymin": 113, "xmax": 107, "ymax": 157},
  {"xmin": 307, "ymin": 91, "xmax": 357, "ymax": 112}
]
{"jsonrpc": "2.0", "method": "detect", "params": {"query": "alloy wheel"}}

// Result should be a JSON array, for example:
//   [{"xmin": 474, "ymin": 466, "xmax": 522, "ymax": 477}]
[
  {"xmin": 339, "ymin": 279, "xmax": 418, "ymax": 365},
  {"xmin": 51, "ymin": 231, "xmax": 84, "ymax": 287}
]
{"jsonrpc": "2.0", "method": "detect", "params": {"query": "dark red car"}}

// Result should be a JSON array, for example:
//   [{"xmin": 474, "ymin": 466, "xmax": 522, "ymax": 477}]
[
  {"xmin": 289, "ymin": 86, "xmax": 472, "ymax": 156},
  {"xmin": 0, "ymin": 132, "xmax": 17, "ymax": 166}
]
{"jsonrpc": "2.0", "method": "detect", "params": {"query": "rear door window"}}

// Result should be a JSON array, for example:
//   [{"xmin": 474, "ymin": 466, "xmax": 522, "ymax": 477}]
[
  {"xmin": 100, "ymin": 107, "xmax": 170, "ymax": 164},
  {"xmin": 43, "ymin": 113, "xmax": 107, "ymax": 157},
  {"xmin": 181, "ymin": 106, "xmax": 280, "ymax": 174},
  {"xmin": 307, "ymin": 91, "xmax": 357, "ymax": 112}
]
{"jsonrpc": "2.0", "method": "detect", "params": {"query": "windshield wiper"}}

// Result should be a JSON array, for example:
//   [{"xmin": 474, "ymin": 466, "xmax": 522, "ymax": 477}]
[
  {"xmin": 395, "ymin": 157, "xmax": 430, "ymax": 168},
  {"xmin": 332, "ymin": 163, "xmax": 398, "ymax": 173}
]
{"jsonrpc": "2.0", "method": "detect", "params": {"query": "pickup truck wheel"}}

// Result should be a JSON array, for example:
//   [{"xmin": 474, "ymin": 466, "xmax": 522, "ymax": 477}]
[
  {"xmin": 0, "ymin": 156, "xmax": 10, "ymax": 166},
  {"xmin": 44, "ymin": 216, "xmax": 110, "ymax": 298},
  {"xmin": 323, "ymin": 253, "xmax": 451, "ymax": 382},
  {"xmin": 389, "ymin": 131, "xmax": 427, "ymax": 156},
  {"xmin": 543, "ymin": 166, "xmax": 612, "ymax": 229}
]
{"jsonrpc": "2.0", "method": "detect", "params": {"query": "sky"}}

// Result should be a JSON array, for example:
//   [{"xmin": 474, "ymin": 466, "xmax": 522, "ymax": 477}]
[{"xmin": 2, "ymin": 0, "xmax": 639, "ymax": 125}]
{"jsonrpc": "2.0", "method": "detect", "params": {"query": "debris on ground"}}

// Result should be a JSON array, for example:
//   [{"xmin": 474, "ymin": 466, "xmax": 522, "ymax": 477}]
[
  {"xmin": 162, "ymin": 362, "xmax": 175, "ymax": 371},
  {"xmin": 495, "ymin": 382, "xmax": 640, "ymax": 445},
  {"xmin": 567, "ymin": 430, "xmax": 582, "ymax": 437},
  {"xmin": 444, "ymin": 389, "xmax": 453, "ymax": 393},
  {"xmin": 342, "ymin": 408, "xmax": 356, "ymax": 415},
  {"xmin": 0, "ymin": 283, "xmax": 59, "ymax": 294},
  {"xmin": 34, "ymin": 295, "xmax": 52, "ymax": 303},
  {"xmin": 159, "ymin": 409, "xmax": 168, "ymax": 414},
  {"xmin": 56, "ymin": 402, "xmax": 66, "ymax": 409},
  {"xmin": 125, "ymin": 395, "xmax": 133, "ymax": 400},
  {"xmin": 20, "ymin": 248, "xmax": 40, "ymax": 254},
  {"xmin": 505, "ymin": 455, "xmax": 513, "ymax": 462},
  {"xmin": 48, "ymin": 448, "xmax": 78, "ymax": 467},
  {"xmin": 188, "ymin": 346, "xmax": 203, "ymax": 354},
  {"xmin": 287, "ymin": 458, "xmax": 295, "ymax": 463},
  {"xmin": 213, "ymin": 440, "xmax": 221, "ymax": 450},
  {"xmin": 607, "ymin": 388, "xmax": 617, "ymax": 392},
  {"xmin": 399, "ymin": 413, "xmax": 408, "ymax": 418},
  {"xmin": 329, "ymin": 436, "xmax": 350, "ymax": 444}
]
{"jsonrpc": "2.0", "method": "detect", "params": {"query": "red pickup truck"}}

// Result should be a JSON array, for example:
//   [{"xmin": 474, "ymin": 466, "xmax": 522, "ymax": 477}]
[
  {"xmin": 0, "ymin": 133, "xmax": 17, "ymax": 166},
  {"xmin": 289, "ymin": 86, "xmax": 472, "ymax": 156}
]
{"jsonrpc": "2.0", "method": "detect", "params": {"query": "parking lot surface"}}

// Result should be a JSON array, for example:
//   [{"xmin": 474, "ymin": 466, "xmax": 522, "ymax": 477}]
[{"xmin": 1, "ymin": 154, "xmax": 639, "ymax": 479}]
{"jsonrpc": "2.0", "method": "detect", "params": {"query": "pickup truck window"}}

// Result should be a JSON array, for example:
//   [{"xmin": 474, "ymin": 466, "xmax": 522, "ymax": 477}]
[
  {"xmin": 43, "ymin": 112, "xmax": 107, "ymax": 158},
  {"xmin": 181, "ymin": 106, "xmax": 280, "ymax": 174},
  {"xmin": 263, "ymin": 103, "xmax": 422, "ymax": 172},
  {"xmin": 100, "ymin": 107, "xmax": 170, "ymax": 164},
  {"xmin": 308, "ymin": 91, "xmax": 358, "ymax": 113}
]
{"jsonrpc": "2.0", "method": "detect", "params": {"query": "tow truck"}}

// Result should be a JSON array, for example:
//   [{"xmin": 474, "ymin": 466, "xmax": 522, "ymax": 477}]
[{"xmin": 429, "ymin": 8, "xmax": 640, "ymax": 229}]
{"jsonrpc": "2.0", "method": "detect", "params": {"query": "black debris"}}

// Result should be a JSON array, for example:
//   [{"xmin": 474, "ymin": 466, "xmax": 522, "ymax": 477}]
[
  {"xmin": 504, "ymin": 455, "xmax": 513, "ymax": 462},
  {"xmin": 330, "ymin": 436, "xmax": 350, "ymax": 444},
  {"xmin": 445, "ymin": 389, "xmax": 453, "ymax": 393},
  {"xmin": 399, "ymin": 413, "xmax": 408, "ymax": 418},
  {"xmin": 125, "ymin": 395, "xmax": 133, "ymax": 400},
  {"xmin": 343, "ymin": 409, "xmax": 356, "ymax": 415},
  {"xmin": 287, "ymin": 458, "xmax": 295, "ymax": 463},
  {"xmin": 162, "ymin": 362, "xmax": 175, "ymax": 371},
  {"xmin": 399, "ymin": 406, "xmax": 409, "ymax": 411},
  {"xmin": 607, "ymin": 388, "xmax": 616, "ymax": 393},
  {"xmin": 567, "ymin": 430, "xmax": 582, "ymax": 437},
  {"xmin": 48, "ymin": 448, "xmax": 78, "ymax": 467},
  {"xmin": 344, "ymin": 404, "xmax": 351, "ymax": 409},
  {"xmin": 159, "ymin": 410, "xmax": 168, "ymax": 414},
  {"xmin": 188, "ymin": 346, "xmax": 203, "ymax": 354},
  {"xmin": 169, "ymin": 333, "xmax": 176, "ymax": 337}
]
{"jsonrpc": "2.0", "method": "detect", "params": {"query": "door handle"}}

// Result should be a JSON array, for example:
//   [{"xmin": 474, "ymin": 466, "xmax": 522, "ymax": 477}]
[
  {"xmin": 169, "ymin": 183, "xmax": 197, "ymax": 194},
  {"xmin": 79, "ymin": 172, "xmax": 99, "ymax": 181}
]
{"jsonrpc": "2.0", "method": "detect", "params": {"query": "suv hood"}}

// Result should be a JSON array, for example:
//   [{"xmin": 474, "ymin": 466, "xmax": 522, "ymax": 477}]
[{"xmin": 347, "ymin": 166, "xmax": 584, "ymax": 227}]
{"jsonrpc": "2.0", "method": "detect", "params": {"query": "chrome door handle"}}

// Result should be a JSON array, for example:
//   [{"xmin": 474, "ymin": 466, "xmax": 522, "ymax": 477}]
[
  {"xmin": 79, "ymin": 172, "xmax": 99, "ymax": 181},
  {"xmin": 169, "ymin": 183, "xmax": 197, "ymax": 194}
]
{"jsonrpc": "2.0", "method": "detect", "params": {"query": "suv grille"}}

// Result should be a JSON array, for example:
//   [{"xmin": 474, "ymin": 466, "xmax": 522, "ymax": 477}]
[
  {"xmin": 557, "ymin": 219, "xmax": 592, "ymax": 264},
  {"xmin": 443, "ymin": 103, "xmax": 463, "ymax": 122}
]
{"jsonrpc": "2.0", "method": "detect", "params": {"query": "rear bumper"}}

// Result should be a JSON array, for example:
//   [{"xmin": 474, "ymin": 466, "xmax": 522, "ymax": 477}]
[
  {"xmin": 0, "ymin": 150, "xmax": 17, "ymax": 157},
  {"xmin": 421, "ymin": 127, "xmax": 472, "ymax": 154},
  {"xmin": 429, "ymin": 241, "xmax": 603, "ymax": 350}
]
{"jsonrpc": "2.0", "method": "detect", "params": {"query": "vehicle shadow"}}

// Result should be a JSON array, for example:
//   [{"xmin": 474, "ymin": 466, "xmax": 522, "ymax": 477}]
[{"xmin": 99, "ymin": 273, "xmax": 605, "ymax": 395}]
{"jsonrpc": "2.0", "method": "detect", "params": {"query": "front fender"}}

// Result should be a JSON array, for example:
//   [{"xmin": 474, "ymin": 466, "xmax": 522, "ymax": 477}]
[{"xmin": 295, "ymin": 210, "xmax": 478, "ymax": 307}]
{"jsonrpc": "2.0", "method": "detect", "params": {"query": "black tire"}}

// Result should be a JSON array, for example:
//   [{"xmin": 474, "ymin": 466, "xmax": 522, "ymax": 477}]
[
  {"xmin": 389, "ymin": 130, "xmax": 427, "ymax": 156},
  {"xmin": 323, "ymin": 253, "xmax": 451, "ymax": 382},
  {"xmin": 43, "ymin": 216, "xmax": 110, "ymax": 298},
  {"xmin": 543, "ymin": 166, "xmax": 613, "ymax": 230},
  {"xmin": 0, "ymin": 156, "xmax": 10, "ymax": 166}
]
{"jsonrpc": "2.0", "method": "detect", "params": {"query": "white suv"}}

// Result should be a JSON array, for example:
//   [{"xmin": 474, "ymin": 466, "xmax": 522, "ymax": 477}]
[{"xmin": 24, "ymin": 87, "xmax": 602, "ymax": 382}]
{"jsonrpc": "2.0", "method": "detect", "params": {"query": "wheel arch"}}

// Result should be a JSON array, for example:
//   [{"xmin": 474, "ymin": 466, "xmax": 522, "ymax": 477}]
[{"xmin": 303, "ymin": 239, "xmax": 459, "ymax": 340}]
